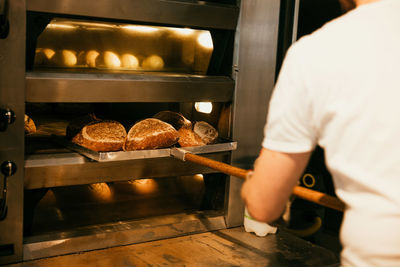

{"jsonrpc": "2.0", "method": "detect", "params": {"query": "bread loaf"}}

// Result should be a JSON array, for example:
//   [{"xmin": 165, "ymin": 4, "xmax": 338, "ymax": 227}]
[
  {"xmin": 101, "ymin": 51, "xmax": 121, "ymax": 68},
  {"xmin": 121, "ymin": 53, "xmax": 139, "ymax": 69},
  {"xmin": 142, "ymin": 55, "xmax": 164, "ymax": 70},
  {"xmin": 24, "ymin": 114, "xmax": 36, "ymax": 134},
  {"xmin": 178, "ymin": 127, "xmax": 205, "ymax": 147},
  {"xmin": 52, "ymin": 49, "xmax": 77, "ymax": 67},
  {"xmin": 34, "ymin": 48, "xmax": 55, "ymax": 65},
  {"xmin": 72, "ymin": 120, "xmax": 127, "ymax": 152},
  {"xmin": 153, "ymin": 111, "xmax": 192, "ymax": 130},
  {"xmin": 85, "ymin": 50, "xmax": 100, "ymax": 68},
  {"xmin": 193, "ymin": 121, "xmax": 218, "ymax": 144},
  {"xmin": 124, "ymin": 118, "xmax": 179, "ymax": 150}
]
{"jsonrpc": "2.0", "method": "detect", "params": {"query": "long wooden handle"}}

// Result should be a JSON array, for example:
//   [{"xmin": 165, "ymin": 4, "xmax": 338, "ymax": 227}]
[{"xmin": 183, "ymin": 153, "xmax": 345, "ymax": 212}]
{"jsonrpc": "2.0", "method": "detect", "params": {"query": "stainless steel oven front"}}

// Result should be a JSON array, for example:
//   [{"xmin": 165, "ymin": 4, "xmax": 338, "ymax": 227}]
[{"xmin": 0, "ymin": 0, "xmax": 281, "ymax": 264}]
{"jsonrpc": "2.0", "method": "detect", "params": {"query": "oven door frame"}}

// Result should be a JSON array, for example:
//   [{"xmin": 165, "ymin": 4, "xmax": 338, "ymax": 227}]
[{"xmin": 0, "ymin": 0, "xmax": 26, "ymax": 264}]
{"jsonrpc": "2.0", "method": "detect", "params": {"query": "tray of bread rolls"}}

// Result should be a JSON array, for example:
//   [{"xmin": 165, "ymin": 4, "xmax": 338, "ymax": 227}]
[{"xmin": 54, "ymin": 111, "xmax": 237, "ymax": 162}]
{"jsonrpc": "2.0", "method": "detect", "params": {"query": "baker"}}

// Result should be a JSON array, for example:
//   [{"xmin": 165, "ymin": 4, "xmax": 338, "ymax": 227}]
[{"xmin": 241, "ymin": 0, "xmax": 400, "ymax": 266}]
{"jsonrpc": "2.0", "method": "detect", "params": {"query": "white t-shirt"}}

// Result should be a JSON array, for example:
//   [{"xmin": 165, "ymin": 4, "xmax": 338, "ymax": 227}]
[{"xmin": 263, "ymin": 1, "xmax": 400, "ymax": 266}]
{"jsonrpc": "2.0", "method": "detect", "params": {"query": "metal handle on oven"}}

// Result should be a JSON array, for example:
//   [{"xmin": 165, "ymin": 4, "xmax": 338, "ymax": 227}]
[
  {"xmin": 0, "ymin": 0, "xmax": 9, "ymax": 39},
  {"xmin": 0, "ymin": 160, "xmax": 16, "ymax": 220},
  {"xmin": 0, "ymin": 108, "xmax": 16, "ymax": 132}
]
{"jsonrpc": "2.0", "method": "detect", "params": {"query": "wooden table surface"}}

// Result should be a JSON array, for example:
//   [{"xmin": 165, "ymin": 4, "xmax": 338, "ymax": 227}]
[{"xmin": 6, "ymin": 227, "xmax": 339, "ymax": 267}]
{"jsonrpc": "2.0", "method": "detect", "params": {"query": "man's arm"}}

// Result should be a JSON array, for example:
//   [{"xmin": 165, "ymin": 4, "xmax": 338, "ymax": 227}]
[{"xmin": 241, "ymin": 148, "xmax": 311, "ymax": 223}]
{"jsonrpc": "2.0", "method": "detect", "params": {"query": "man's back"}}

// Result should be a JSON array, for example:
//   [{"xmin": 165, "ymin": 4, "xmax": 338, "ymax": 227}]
[{"xmin": 264, "ymin": 0, "xmax": 400, "ymax": 265}]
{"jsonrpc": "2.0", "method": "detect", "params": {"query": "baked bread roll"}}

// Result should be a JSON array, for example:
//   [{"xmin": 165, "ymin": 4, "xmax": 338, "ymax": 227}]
[
  {"xmin": 121, "ymin": 53, "xmax": 139, "ymax": 69},
  {"xmin": 72, "ymin": 120, "xmax": 127, "ymax": 152},
  {"xmin": 142, "ymin": 55, "xmax": 164, "ymax": 70},
  {"xmin": 76, "ymin": 51, "xmax": 86, "ymax": 65},
  {"xmin": 24, "ymin": 114, "xmax": 36, "ymax": 134},
  {"xmin": 193, "ymin": 121, "xmax": 218, "ymax": 144},
  {"xmin": 52, "ymin": 49, "xmax": 77, "ymax": 67},
  {"xmin": 34, "ymin": 48, "xmax": 47, "ymax": 65},
  {"xmin": 34, "ymin": 48, "xmax": 56, "ymax": 66},
  {"xmin": 124, "ymin": 118, "xmax": 179, "ymax": 150},
  {"xmin": 85, "ymin": 50, "xmax": 100, "ymax": 68},
  {"xmin": 153, "ymin": 111, "xmax": 192, "ymax": 130},
  {"xmin": 103, "ymin": 51, "xmax": 121, "ymax": 68},
  {"xmin": 178, "ymin": 127, "xmax": 205, "ymax": 147},
  {"xmin": 88, "ymin": 183, "xmax": 113, "ymax": 203},
  {"xmin": 43, "ymin": 48, "xmax": 56, "ymax": 60}
]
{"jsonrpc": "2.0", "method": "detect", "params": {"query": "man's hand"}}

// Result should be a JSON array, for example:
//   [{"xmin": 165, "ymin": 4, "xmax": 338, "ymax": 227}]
[{"xmin": 241, "ymin": 148, "xmax": 311, "ymax": 223}]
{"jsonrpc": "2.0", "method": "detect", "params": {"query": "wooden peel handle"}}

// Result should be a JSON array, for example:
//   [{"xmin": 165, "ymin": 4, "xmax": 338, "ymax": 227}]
[
  {"xmin": 291, "ymin": 186, "xmax": 345, "ymax": 212},
  {"xmin": 184, "ymin": 153, "xmax": 249, "ymax": 179},
  {"xmin": 183, "ymin": 153, "xmax": 345, "ymax": 212}
]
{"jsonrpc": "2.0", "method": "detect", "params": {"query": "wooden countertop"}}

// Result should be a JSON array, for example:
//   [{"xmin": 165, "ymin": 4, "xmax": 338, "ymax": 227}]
[{"xmin": 7, "ymin": 227, "xmax": 339, "ymax": 267}]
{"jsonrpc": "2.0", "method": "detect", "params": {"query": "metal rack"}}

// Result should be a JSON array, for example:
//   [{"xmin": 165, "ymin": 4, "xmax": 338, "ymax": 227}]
[
  {"xmin": 26, "ymin": 72, "xmax": 234, "ymax": 103},
  {"xmin": 26, "ymin": 0, "xmax": 239, "ymax": 30}
]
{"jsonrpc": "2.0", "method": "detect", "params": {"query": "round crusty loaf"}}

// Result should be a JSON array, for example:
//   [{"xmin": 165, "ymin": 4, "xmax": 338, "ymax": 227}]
[
  {"xmin": 72, "ymin": 120, "xmax": 127, "ymax": 152},
  {"xmin": 193, "ymin": 121, "xmax": 218, "ymax": 145},
  {"xmin": 124, "ymin": 118, "xmax": 179, "ymax": 150},
  {"xmin": 178, "ymin": 127, "xmax": 205, "ymax": 147}
]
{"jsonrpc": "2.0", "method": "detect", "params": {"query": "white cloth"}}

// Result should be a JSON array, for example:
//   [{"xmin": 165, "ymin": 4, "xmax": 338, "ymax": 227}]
[{"xmin": 262, "ymin": 1, "xmax": 400, "ymax": 266}]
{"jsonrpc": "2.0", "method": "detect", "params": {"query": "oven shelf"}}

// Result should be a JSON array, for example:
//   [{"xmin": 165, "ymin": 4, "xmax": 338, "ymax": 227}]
[
  {"xmin": 24, "ymin": 151, "xmax": 232, "ymax": 189},
  {"xmin": 23, "ymin": 211, "xmax": 227, "ymax": 261},
  {"xmin": 53, "ymin": 135, "xmax": 236, "ymax": 162},
  {"xmin": 25, "ymin": 71, "xmax": 234, "ymax": 103},
  {"xmin": 24, "ymin": 115, "xmax": 234, "ymax": 189}
]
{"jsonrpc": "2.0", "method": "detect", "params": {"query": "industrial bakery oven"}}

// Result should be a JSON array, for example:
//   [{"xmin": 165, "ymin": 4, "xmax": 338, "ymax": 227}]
[
  {"xmin": 0, "ymin": 0, "xmax": 283, "ymax": 264},
  {"xmin": 0, "ymin": 0, "xmax": 243, "ymax": 264}
]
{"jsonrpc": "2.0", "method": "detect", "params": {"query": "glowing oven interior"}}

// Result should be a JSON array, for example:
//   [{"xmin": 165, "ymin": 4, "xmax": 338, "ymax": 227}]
[
  {"xmin": 24, "ymin": 18, "xmax": 232, "ymax": 237},
  {"xmin": 33, "ymin": 19, "xmax": 214, "ymax": 74}
]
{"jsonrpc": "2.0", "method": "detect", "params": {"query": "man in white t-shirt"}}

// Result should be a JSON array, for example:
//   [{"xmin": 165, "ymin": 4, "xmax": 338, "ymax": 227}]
[{"xmin": 241, "ymin": 0, "xmax": 400, "ymax": 266}]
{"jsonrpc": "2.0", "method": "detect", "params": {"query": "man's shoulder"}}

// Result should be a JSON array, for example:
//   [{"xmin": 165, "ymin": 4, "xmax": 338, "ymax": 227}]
[
  {"xmin": 296, "ymin": 1, "xmax": 398, "ymax": 50},
  {"xmin": 295, "ymin": 11, "xmax": 357, "ymax": 50},
  {"xmin": 287, "ymin": 7, "xmax": 371, "ymax": 66}
]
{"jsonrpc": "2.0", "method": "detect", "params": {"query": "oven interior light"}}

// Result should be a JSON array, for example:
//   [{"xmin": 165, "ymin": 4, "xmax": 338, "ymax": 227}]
[
  {"xmin": 197, "ymin": 32, "xmax": 213, "ymax": 49},
  {"xmin": 75, "ymin": 22, "xmax": 117, "ymax": 28},
  {"xmin": 46, "ymin": 23, "xmax": 77, "ymax": 30},
  {"xmin": 122, "ymin": 25, "xmax": 159, "ymax": 33},
  {"xmin": 84, "ymin": 27, "xmax": 111, "ymax": 31},
  {"xmin": 48, "ymin": 20, "xmax": 120, "ymax": 31},
  {"xmin": 172, "ymin": 28, "xmax": 195, "ymax": 36},
  {"xmin": 195, "ymin": 102, "xmax": 213, "ymax": 114}
]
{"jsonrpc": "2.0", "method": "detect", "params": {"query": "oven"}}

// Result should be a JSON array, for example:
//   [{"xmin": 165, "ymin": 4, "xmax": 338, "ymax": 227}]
[{"xmin": 0, "ymin": 0, "xmax": 282, "ymax": 264}]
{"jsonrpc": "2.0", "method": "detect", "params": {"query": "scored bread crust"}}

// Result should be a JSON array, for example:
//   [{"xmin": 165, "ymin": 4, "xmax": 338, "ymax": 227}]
[
  {"xmin": 72, "ymin": 120, "xmax": 127, "ymax": 152},
  {"xmin": 124, "ymin": 118, "xmax": 179, "ymax": 150},
  {"xmin": 193, "ymin": 121, "xmax": 218, "ymax": 144},
  {"xmin": 178, "ymin": 127, "xmax": 205, "ymax": 147}
]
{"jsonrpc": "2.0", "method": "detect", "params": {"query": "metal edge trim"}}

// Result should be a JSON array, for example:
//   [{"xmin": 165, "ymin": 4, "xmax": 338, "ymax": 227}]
[
  {"xmin": 26, "ymin": 0, "xmax": 239, "ymax": 30},
  {"xmin": 23, "ymin": 212, "xmax": 227, "ymax": 261}
]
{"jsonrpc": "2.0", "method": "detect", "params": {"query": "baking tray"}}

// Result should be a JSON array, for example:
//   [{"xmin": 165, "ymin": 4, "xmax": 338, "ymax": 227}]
[{"xmin": 53, "ymin": 135, "xmax": 237, "ymax": 162}]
